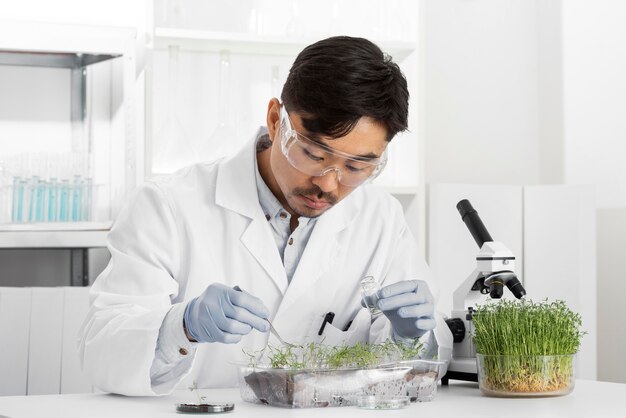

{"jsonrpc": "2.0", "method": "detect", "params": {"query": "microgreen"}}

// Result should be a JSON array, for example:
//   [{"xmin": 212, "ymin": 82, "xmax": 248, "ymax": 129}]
[
  {"xmin": 188, "ymin": 381, "xmax": 206, "ymax": 404},
  {"xmin": 472, "ymin": 299, "xmax": 584, "ymax": 356},
  {"xmin": 244, "ymin": 338, "xmax": 425, "ymax": 370},
  {"xmin": 472, "ymin": 299, "xmax": 585, "ymax": 393}
]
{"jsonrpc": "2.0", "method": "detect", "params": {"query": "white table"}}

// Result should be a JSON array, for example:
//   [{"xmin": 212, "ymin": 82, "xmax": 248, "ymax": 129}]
[{"xmin": 0, "ymin": 380, "xmax": 624, "ymax": 417}]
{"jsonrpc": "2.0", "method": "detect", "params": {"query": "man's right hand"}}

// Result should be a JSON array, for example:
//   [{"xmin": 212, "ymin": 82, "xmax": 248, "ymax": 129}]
[{"xmin": 183, "ymin": 283, "xmax": 270, "ymax": 343}]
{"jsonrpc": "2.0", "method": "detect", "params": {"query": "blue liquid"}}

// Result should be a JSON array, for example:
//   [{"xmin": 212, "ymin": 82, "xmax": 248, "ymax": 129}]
[
  {"xmin": 28, "ymin": 176, "xmax": 40, "ymax": 223},
  {"xmin": 36, "ymin": 179, "xmax": 45, "ymax": 222},
  {"xmin": 59, "ymin": 179, "xmax": 69, "ymax": 222},
  {"xmin": 48, "ymin": 178, "xmax": 58, "ymax": 222},
  {"xmin": 71, "ymin": 175, "xmax": 82, "ymax": 222},
  {"xmin": 83, "ymin": 177, "xmax": 92, "ymax": 221}
]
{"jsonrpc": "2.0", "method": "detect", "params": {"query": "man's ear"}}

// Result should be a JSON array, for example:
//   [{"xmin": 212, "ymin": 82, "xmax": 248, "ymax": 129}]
[{"xmin": 266, "ymin": 98, "xmax": 281, "ymax": 142}]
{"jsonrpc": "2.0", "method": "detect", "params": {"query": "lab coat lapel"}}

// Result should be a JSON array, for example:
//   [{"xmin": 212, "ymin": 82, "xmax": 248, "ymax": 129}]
[
  {"xmin": 215, "ymin": 139, "xmax": 289, "ymax": 295},
  {"xmin": 277, "ymin": 192, "xmax": 360, "ymax": 314}
]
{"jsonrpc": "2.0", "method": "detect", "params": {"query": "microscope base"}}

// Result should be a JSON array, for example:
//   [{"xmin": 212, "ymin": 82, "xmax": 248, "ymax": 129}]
[
  {"xmin": 441, "ymin": 357, "xmax": 478, "ymax": 385},
  {"xmin": 441, "ymin": 371, "xmax": 478, "ymax": 385}
]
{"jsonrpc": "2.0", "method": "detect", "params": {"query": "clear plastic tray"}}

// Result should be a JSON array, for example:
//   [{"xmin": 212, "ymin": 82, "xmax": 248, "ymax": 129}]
[
  {"xmin": 237, "ymin": 359, "xmax": 446, "ymax": 408},
  {"xmin": 357, "ymin": 395, "xmax": 410, "ymax": 410}
]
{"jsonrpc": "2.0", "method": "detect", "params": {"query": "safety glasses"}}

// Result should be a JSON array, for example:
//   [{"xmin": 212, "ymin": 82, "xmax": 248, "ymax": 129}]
[{"xmin": 278, "ymin": 105, "xmax": 387, "ymax": 187}]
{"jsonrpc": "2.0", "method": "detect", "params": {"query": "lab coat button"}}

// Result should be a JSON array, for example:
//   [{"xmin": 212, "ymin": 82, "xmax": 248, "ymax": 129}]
[
  {"xmin": 265, "ymin": 214, "xmax": 270, "ymax": 220},
  {"xmin": 179, "ymin": 347, "xmax": 188, "ymax": 356},
  {"xmin": 280, "ymin": 212, "xmax": 287, "ymax": 219},
  {"xmin": 288, "ymin": 237, "xmax": 293, "ymax": 245}
]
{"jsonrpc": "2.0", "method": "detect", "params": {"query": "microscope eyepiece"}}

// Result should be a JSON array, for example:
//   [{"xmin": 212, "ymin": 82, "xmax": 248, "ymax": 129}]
[{"xmin": 457, "ymin": 199, "xmax": 494, "ymax": 248}]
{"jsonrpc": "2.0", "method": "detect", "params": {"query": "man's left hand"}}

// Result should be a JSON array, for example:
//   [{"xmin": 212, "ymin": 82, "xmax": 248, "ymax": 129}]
[{"xmin": 377, "ymin": 280, "xmax": 436, "ymax": 339}]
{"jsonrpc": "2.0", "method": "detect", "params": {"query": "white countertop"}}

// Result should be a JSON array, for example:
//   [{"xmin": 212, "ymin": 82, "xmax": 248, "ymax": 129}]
[{"xmin": 0, "ymin": 380, "xmax": 624, "ymax": 417}]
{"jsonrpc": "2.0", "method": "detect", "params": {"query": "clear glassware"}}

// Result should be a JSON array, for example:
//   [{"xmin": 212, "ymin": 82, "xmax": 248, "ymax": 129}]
[
  {"xmin": 328, "ymin": 1, "xmax": 341, "ymax": 36},
  {"xmin": 47, "ymin": 177, "xmax": 58, "ymax": 222},
  {"xmin": 11, "ymin": 176, "xmax": 23, "ymax": 223},
  {"xmin": 270, "ymin": 65, "xmax": 280, "ymax": 99},
  {"xmin": 82, "ymin": 177, "xmax": 93, "ymax": 221},
  {"xmin": 36, "ymin": 177, "xmax": 46, "ymax": 222},
  {"xmin": 248, "ymin": 4, "xmax": 265, "ymax": 36},
  {"xmin": 153, "ymin": 45, "xmax": 196, "ymax": 173},
  {"xmin": 285, "ymin": 0, "xmax": 306, "ymax": 38},
  {"xmin": 476, "ymin": 354, "xmax": 576, "ymax": 397},
  {"xmin": 59, "ymin": 178, "xmax": 70, "ymax": 222},
  {"xmin": 163, "ymin": 0, "xmax": 186, "ymax": 27},
  {"xmin": 27, "ymin": 175, "xmax": 40, "ymax": 223},
  {"xmin": 199, "ymin": 50, "xmax": 238, "ymax": 161},
  {"xmin": 0, "ymin": 161, "xmax": 8, "ymax": 224},
  {"xmin": 361, "ymin": 275, "xmax": 382, "ymax": 315},
  {"xmin": 71, "ymin": 174, "xmax": 82, "ymax": 222}
]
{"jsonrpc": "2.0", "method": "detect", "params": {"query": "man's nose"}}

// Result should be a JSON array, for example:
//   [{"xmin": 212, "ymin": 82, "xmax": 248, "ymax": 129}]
[{"xmin": 312, "ymin": 168, "xmax": 340, "ymax": 192}]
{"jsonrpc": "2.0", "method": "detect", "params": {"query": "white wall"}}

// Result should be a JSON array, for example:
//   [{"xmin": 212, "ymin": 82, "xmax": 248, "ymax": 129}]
[
  {"xmin": 562, "ymin": 1, "xmax": 626, "ymax": 209},
  {"xmin": 422, "ymin": 0, "xmax": 542, "ymax": 186},
  {"xmin": 561, "ymin": 0, "xmax": 626, "ymax": 383},
  {"xmin": 421, "ymin": 0, "xmax": 626, "ymax": 382}
]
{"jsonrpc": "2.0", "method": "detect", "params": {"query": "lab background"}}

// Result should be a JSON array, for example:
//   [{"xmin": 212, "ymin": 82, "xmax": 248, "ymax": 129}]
[{"xmin": 0, "ymin": 0, "xmax": 624, "ymax": 396}]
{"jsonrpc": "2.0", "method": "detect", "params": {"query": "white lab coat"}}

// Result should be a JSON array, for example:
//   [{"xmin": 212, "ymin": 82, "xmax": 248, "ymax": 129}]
[{"xmin": 78, "ymin": 138, "xmax": 452, "ymax": 396}]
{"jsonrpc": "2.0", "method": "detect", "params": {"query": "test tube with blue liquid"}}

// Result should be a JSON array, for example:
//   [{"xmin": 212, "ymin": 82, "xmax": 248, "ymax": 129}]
[
  {"xmin": 59, "ymin": 179, "xmax": 69, "ymax": 222},
  {"xmin": 82, "ymin": 177, "xmax": 92, "ymax": 221},
  {"xmin": 36, "ymin": 178, "xmax": 46, "ymax": 222},
  {"xmin": 27, "ymin": 175, "xmax": 40, "ymax": 223},
  {"xmin": 4, "ymin": 153, "xmax": 96, "ymax": 224},
  {"xmin": 71, "ymin": 174, "xmax": 82, "ymax": 221},
  {"xmin": 47, "ymin": 177, "xmax": 58, "ymax": 222}
]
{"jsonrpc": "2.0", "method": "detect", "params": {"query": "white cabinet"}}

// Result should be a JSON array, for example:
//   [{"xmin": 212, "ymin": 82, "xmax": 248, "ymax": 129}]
[
  {"xmin": 0, "ymin": 21, "xmax": 140, "ymax": 248},
  {"xmin": 0, "ymin": 286, "xmax": 92, "ymax": 395},
  {"xmin": 427, "ymin": 183, "xmax": 597, "ymax": 380}
]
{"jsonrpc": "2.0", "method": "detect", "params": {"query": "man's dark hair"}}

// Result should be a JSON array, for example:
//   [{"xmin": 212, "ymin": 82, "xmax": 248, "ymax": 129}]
[{"xmin": 281, "ymin": 36, "xmax": 409, "ymax": 142}]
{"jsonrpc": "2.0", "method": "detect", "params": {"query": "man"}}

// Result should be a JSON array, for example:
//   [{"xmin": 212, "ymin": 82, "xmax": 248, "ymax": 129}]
[{"xmin": 79, "ymin": 36, "xmax": 452, "ymax": 396}]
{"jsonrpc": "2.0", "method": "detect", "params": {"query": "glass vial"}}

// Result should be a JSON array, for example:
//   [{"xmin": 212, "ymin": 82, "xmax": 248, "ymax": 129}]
[
  {"xmin": 361, "ymin": 275, "xmax": 382, "ymax": 315},
  {"xmin": 153, "ymin": 44, "xmax": 195, "ymax": 173}
]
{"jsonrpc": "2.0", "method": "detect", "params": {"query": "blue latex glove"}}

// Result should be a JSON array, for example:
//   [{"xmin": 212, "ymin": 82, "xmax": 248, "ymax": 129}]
[
  {"xmin": 377, "ymin": 280, "xmax": 436, "ymax": 339},
  {"xmin": 184, "ymin": 283, "xmax": 270, "ymax": 344}
]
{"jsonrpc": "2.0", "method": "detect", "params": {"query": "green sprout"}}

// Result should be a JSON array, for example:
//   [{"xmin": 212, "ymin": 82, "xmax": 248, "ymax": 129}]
[
  {"xmin": 472, "ymin": 299, "xmax": 585, "ymax": 393},
  {"xmin": 188, "ymin": 381, "xmax": 206, "ymax": 404},
  {"xmin": 244, "ymin": 338, "xmax": 425, "ymax": 370}
]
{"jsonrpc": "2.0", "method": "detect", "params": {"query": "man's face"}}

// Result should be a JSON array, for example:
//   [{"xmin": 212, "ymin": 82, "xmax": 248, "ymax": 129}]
[{"xmin": 266, "ymin": 102, "xmax": 389, "ymax": 219}]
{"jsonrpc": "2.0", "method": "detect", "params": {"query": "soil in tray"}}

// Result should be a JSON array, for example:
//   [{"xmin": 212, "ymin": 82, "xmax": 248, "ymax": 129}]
[{"xmin": 244, "ymin": 370, "xmax": 301, "ymax": 407}]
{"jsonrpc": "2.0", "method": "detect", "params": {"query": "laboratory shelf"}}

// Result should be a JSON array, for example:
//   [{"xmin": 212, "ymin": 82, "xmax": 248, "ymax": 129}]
[
  {"xmin": 0, "ymin": 20, "xmax": 135, "ymax": 60},
  {"xmin": 0, "ymin": 221, "xmax": 112, "ymax": 248},
  {"xmin": 153, "ymin": 27, "xmax": 417, "ymax": 60},
  {"xmin": 0, "ymin": 50, "xmax": 119, "ymax": 69},
  {"xmin": 0, "ymin": 20, "xmax": 139, "ymax": 252}
]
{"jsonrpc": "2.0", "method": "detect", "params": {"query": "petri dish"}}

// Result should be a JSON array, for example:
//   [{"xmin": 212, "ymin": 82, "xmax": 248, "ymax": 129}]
[
  {"xmin": 175, "ymin": 403, "xmax": 235, "ymax": 414},
  {"xmin": 356, "ymin": 395, "xmax": 410, "ymax": 410}
]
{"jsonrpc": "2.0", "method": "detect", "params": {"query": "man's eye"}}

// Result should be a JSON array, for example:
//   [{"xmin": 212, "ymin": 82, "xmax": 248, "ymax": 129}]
[
  {"xmin": 345, "ymin": 164, "xmax": 366, "ymax": 173},
  {"xmin": 303, "ymin": 148, "xmax": 324, "ymax": 162}
]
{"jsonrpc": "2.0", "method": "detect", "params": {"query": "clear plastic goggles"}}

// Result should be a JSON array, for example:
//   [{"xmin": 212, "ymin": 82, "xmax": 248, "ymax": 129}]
[{"xmin": 279, "ymin": 106, "xmax": 387, "ymax": 187}]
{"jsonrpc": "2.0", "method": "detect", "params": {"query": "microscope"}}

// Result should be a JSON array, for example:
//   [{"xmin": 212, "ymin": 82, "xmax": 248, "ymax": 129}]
[{"xmin": 441, "ymin": 199, "xmax": 526, "ymax": 384}]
